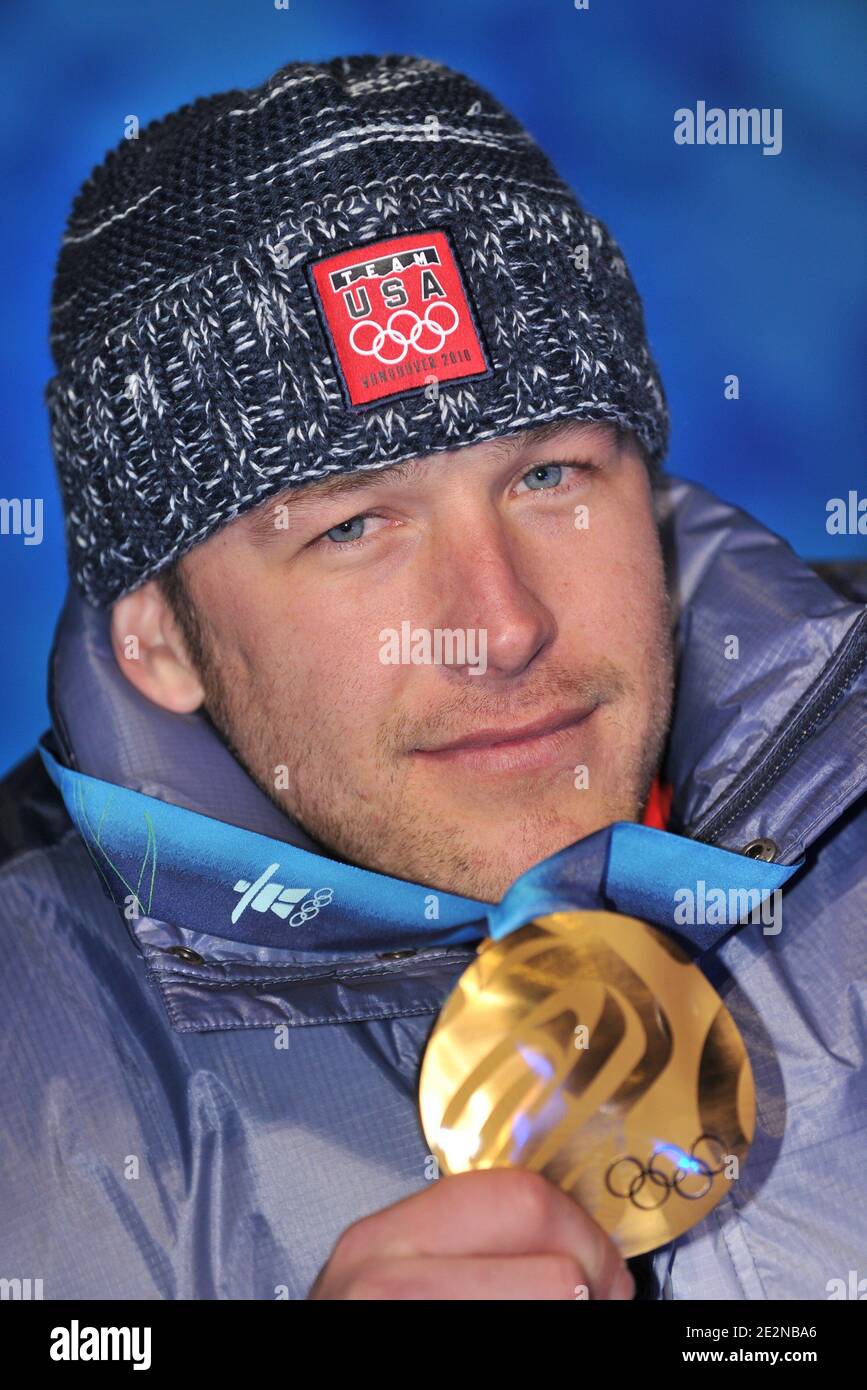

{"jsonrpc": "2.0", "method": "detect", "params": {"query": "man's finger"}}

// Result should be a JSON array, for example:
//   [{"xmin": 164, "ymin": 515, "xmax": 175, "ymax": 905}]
[
  {"xmin": 331, "ymin": 1168, "xmax": 629, "ymax": 1298},
  {"xmin": 336, "ymin": 1252, "xmax": 633, "ymax": 1301}
]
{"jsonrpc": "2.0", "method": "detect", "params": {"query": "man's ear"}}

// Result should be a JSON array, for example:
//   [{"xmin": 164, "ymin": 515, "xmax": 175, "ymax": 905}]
[{"xmin": 110, "ymin": 579, "xmax": 205, "ymax": 713}]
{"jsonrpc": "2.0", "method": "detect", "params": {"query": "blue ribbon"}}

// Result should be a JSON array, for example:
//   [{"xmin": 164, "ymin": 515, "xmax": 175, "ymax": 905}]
[
  {"xmin": 40, "ymin": 742, "xmax": 487, "ymax": 952},
  {"xmin": 40, "ymin": 741, "xmax": 801, "ymax": 958},
  {"xmin": 490, "ymin": 821, "xmax": 798, "ymax": 953}
]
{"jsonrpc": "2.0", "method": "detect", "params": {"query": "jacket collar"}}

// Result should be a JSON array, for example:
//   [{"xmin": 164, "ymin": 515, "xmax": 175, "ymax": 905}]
[{"xmin": 655, "ymin": 477, "xmax": 867, "ymax": 858}]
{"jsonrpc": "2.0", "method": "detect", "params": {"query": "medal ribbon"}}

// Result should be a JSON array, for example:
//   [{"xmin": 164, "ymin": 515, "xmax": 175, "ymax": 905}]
[{"xmin": 40, "ymin": 742, "xmax": 800, "ymax": 958}]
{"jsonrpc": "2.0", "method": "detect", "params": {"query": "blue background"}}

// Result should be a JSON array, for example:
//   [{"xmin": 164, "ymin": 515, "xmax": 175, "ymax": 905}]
[{"xmin": 1, "ymin": 0, "xmax": 864, "ymax": 773}]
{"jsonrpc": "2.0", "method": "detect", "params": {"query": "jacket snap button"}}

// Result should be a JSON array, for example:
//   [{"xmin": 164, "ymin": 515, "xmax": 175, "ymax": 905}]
[
  {"xmin": 166, "ymin": 946, "xmax": 205, "ymax": 964},
  {"xmin": 377, "ymin": 949, "xmax": 417, "ymax": 961},
  {"xmin": 741, "ymin": 838, "xmax": 778, "ymax": 862}
]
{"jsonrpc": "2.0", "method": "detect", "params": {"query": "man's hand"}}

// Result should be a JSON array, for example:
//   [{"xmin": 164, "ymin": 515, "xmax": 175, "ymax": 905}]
[{"xmin": 308, "ymin": 1168, "xmax": 635, "ymax": 1300}]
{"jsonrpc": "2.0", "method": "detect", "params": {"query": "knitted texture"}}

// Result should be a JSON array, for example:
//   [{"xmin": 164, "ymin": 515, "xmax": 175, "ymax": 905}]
[{"xmin": 47, "ymin": 53, "xmax": 670, "ymax": 606}]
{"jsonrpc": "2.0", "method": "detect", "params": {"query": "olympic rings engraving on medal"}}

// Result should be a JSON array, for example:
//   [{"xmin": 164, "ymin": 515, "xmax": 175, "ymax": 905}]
[
  {"xmin": 605, "ymin": 1133, "xmax": 727, "ymax": 1210},
  {"xmin": 348, "ymin": 301, "xmax": 460, "ymax": 364}
]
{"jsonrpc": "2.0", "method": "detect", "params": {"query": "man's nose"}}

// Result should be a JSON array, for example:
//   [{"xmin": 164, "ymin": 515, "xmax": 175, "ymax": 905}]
[{"xmin": 430, "ymin": 519, "xmax": 556, "ymax": 680}]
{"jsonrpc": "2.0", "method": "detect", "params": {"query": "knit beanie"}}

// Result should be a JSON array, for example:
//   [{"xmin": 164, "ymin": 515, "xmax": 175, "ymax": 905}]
[{"xmin": 47, "ymin": 53, "xmax": 669, "ymax": 606}]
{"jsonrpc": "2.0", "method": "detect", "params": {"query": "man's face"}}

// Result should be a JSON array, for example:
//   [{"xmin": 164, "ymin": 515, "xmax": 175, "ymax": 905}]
[{"xmin": 160, "ymin": 420, "xmax": 673, "ymax": 902}]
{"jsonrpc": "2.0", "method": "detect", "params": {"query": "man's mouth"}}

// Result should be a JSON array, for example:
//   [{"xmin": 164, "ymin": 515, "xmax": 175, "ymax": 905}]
[{"xmin": 409, "ymin": 704, "xmax": 600, "ymax": 775}]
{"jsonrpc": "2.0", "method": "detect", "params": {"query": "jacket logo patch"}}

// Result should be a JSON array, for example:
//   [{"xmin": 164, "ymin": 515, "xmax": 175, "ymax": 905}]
[
  {"xmin": 308, "ymin": 229, "xmax": 490, "ymax": 407},
  {"xmin": 232, "ymin": 863, "xmax": 333, "ymax": 926}
]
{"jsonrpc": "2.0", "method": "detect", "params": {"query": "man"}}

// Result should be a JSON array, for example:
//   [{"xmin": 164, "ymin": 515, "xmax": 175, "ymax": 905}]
[{"xmin": 1, "ymin": 54, "xmax": 864, "ymax": 1301}]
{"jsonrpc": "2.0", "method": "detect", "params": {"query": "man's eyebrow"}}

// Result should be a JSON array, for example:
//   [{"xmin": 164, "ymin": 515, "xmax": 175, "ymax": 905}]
[
  {"xmin": 244, "ymin": 418, "xmax": 617, "ymax": 544},
  {"xmin": 244, "ymin": 455, "xmax": 430, "ymax": 543}
]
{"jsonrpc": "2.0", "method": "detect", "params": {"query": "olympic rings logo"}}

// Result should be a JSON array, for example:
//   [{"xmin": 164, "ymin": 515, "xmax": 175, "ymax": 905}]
[
  {"xmin": 287, "ymin": 886, "xmax": 334, "ymax": 929},
  {"xmin": 348, "ymin": 302, "xmax": 460, "ymax": 364},
  {"xmin": 605, "ymin": 1133, "xmax": 728, "ymax": 1210}
]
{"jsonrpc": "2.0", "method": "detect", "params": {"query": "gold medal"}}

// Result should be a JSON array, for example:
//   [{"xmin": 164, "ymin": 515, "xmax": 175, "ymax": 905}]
[{"xmin": 419, "ymin": 910, "xmax": 754, "ymax": 1258}]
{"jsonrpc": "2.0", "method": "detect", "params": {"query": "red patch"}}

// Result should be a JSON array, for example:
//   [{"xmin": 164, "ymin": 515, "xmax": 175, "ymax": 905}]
[
  {"xmin": 641, "ymin": 778, "xmax": 673, "ymax": 831},
  {"xmin": 308, "ymin": 229, "xmax": 490, "ymax": 408}
]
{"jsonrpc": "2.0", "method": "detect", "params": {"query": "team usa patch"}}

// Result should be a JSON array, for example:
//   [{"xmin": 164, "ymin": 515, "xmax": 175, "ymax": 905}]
[{"xmin": 308, "ymin": 229, "xmax": 490, "ymax": 407}]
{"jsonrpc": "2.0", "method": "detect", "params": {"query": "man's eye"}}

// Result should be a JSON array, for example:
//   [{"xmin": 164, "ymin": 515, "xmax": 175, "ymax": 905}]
[
  {"xmin": 516, "ymin": 462, "xmax": 590, "ymax": 493},
  {"xmin": 322, "ymin": 515, "xmax": 368, "ymax": 545},
  {"xmin": 521, "ymin": 463, "xmax": 565, "ymax": 491}
]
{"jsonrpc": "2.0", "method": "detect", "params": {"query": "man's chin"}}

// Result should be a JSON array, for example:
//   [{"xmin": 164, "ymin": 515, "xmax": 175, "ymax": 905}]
[{"xmin": 410, "ymin": 795, "xmax": 644, "ymax": 903}]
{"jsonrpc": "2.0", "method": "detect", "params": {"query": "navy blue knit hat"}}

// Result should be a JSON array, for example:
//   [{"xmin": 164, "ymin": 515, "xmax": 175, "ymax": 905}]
[{"xmin": 47, "ymin": 53, "xmax": 669, "ymax": 606}]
